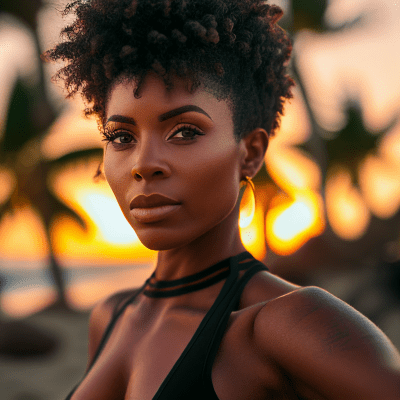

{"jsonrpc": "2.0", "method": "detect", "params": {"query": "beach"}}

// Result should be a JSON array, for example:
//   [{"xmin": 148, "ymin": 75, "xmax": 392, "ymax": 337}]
[
  {"xmin": 0, "ymin": 309, "xmax": 90, "ymax": 400},
  {"xmin": 0, "ymin": 264, "xmax": 155, "ymax": 400},
  {"xmin": 0, "ymin": 262, "xmax": 399, "ymax": 400}
]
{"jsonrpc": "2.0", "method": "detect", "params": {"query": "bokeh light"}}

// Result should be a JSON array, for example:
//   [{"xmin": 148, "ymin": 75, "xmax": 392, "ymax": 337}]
[
  {"xmin": 326, "ymin": 168, "xmax": 370, "ymax": 240},
  {"xmin": 50, "ymin": 158, "xmax": 157, "ymax": 265},
  {"xmin": 0, "ymin": 0, "xmax": 399, "ymax": 319},
  {"xmin": 266, "ymin": 190, "xmax": 325, "ymax": 255}
]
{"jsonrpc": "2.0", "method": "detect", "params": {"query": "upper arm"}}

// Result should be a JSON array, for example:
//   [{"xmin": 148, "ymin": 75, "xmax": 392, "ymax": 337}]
[
  {"xmin": 86, "ymin": 289, "xmax": 137, "ymax": 370},
  {"xmin": 253, "ymin": 286, "xmax": 400, "ymax": 399}
]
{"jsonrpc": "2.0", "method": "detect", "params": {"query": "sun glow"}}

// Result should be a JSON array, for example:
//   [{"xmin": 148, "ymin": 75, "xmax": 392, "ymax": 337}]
[
  {"xmin": 2, "ymin": 0, "xmax": 400, "ymax": 320},
  {"xmin": 50, "ymin": 159, "xmax": 157, "ymax": 266},
  {"xmin": 0, "ymin": 206, "xmax": 49, "ymax": 262},
  {"xmin": 326, "ymin": 168, "xmax": 370, "ymax": 240},
  {"xmin": 266, "ymin": 190, "xmax": 325, "ymax": 255},
  {"xmin": 78, "ymin": 192, "xmax": 138, "ymax": 244},
  {"xmin": 266, "ymin": 148, "xmax": 322, "ymax": 193},
  {"xmin": 359, "ymin": 154, "xmax": 400, "ymax": 219}
]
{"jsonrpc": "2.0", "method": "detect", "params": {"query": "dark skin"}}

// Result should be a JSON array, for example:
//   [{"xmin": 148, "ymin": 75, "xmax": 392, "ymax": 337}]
[{"xmin": 71, "ymin": 73, "xmax": 400, "ymax": 400}]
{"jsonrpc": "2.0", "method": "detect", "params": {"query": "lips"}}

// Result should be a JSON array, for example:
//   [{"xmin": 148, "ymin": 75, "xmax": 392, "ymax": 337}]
[{"xmin": 130, "ymin": 194, "xmax": 181, "ymax": 209}]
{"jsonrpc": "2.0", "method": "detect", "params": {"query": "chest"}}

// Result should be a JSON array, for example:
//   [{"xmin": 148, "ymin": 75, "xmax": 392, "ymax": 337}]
[
  {"xmin": 125, "ymin": 305, "xmax": 209, "ymax": 399},
  {"xmin": 71, "ymin": 303, "xmax": 211, "ymax": 400},
  {"xmin": 71, "ymin": 302, "xmax": 290, "ymax": 400},
  {"xmin": 69, "ymin": 267, "xmax": 296, "ymax": 400}
]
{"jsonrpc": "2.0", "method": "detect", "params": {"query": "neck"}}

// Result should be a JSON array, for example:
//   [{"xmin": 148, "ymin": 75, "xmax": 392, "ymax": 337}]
[{"xmin": 154, "ymin": 204, "xmax": 246, "ymax": 281}]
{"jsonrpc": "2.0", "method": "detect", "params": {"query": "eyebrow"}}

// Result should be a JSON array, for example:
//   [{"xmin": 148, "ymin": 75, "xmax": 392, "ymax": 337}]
[
  {"xmin": 106, "ymin": 105, "xmax": 213, "ymax": 125},
  {"xmin": 158, "ymin": 105, "xmax": 212, "ymax": 122}
]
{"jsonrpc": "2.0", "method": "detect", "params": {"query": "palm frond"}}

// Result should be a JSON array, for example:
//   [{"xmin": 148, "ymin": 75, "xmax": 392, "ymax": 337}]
[{"xmin": 48, "ymin": 148, "xmax": 103, "ymax": 168}]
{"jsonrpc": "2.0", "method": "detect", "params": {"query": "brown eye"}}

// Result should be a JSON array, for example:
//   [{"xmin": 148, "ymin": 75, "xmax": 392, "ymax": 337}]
[
  {"xmin": 169, "ymin": 125, "xmax": 205, "ymax": 141},
  {"xmin": 114, "ymin": 133, "xmax": 134, "ymax": 143},
  {"xmin": 175, "ymin": 129, "xmax": 197, "ymax": 139}
]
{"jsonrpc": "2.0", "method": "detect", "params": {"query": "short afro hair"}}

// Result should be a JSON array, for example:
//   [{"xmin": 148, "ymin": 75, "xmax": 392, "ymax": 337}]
[{"xmin": 45, "ymin": 0, "xmax": 294, "ymax": 140}]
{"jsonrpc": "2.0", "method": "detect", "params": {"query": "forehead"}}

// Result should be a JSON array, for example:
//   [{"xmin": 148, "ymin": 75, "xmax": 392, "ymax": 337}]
[{"xmin": 106, "ymin": 73, "xmax": 233, "ymax": 126}]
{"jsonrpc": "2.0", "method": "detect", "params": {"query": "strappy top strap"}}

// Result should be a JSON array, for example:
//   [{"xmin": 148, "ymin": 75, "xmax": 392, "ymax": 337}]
[
  {"xmin": 64, "ymin": 283, "xmax": 147, "ymax": 400},
  {"xmin": 202, "ymin": 261, "xmax": 269, "ymax": 392}
]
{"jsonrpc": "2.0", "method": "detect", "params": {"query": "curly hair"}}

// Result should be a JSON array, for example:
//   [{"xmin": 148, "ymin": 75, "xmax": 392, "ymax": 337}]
[{"xmin": 45, "ymin": 0, "xmax": 294, "ymax": 140}]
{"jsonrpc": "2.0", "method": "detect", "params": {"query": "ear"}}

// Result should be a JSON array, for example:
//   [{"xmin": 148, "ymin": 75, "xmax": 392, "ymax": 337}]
[{"xmin": 239, "ymin": 128, "xmax": 269, "ymax": 180}]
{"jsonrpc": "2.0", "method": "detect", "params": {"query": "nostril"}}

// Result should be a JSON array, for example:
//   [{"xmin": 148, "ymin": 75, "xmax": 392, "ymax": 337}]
[{"xmin": 131, "ymin": 169, "xmax": 166, "ymax": 180}]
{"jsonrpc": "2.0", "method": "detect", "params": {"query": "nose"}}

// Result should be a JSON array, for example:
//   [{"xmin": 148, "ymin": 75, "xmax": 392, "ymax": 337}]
[{"xmin": 131, "ymin": 137, "xmax": 171, "ymax": 182}]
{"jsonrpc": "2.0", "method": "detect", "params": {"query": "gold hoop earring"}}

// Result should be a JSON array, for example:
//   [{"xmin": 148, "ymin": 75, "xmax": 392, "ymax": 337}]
[{"xmin": 239, "ymin": 176, "xmax": 256, "ymax": 228}]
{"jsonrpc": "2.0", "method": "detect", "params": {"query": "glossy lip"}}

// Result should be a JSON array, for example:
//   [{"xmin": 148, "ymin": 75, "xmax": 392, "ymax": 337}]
[
  {"xmin": 130, "ymin": 204, "xmax": 181, "ymax": 223},
  {"xmin": 130, "ymin": 193, "xmax": 181, "ymax": 209}
]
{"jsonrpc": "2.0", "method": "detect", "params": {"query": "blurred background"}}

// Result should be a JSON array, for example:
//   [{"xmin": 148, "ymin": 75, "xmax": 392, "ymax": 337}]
[{"xmin": 0, "ymin": 0, "xmax": 399, "ymax": 399}]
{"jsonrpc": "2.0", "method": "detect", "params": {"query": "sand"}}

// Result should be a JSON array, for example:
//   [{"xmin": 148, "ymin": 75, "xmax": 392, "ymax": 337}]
[
  {"xmin": 0, "ymin": 309, "xmax": 90, "ymax": 400},
  {"xmin": 0, "ymin": 264, "xmax": 155, "ymax": 400},
  {"xmin": 1, "ymin": 265, "xmax": 399, "ymax": 400}
]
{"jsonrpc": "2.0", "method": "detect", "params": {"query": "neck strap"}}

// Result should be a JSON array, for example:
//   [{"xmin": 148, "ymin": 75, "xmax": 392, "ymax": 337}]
[{"xmin": 143, "ymin": 251, "xmax": 254, "ymax": 298}]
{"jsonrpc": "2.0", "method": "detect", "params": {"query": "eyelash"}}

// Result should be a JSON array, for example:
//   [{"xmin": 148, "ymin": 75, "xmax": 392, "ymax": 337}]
[
  {"xmin": 102, "ymin": 124, "xmax": 205, "ymax": 146},
  {"xmin": 169, "ymin": 124, "xmax": 205, "ymax": 141},
  {"xmin": 102, "ymin": 129, "xmax": 133, "ymax": 145}
]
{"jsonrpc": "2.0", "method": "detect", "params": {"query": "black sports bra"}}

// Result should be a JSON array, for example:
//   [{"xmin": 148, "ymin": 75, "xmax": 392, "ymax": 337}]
[{"xmin": 65, "ymin": 251, "xmax": 268, "ymax": 399}]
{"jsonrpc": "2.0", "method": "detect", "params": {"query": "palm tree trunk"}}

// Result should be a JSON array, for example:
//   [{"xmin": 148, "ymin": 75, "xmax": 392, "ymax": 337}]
[
  {"xmin": 32, "ymin": 24, "xmax": 69, "ymax": 309},
  {"xmin": 49, "ymin": 255, "xmax": 68, "ymax": 308}
]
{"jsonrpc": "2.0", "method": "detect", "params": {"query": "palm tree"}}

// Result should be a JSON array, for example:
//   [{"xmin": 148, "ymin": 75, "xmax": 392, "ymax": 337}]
[
  {"xmin": 268, "ymin": 0, "xmax": 400, "ymax": 274},
  {"xmin": 0, "ymin": 0, "xmax": 102, "ymax": 309}
]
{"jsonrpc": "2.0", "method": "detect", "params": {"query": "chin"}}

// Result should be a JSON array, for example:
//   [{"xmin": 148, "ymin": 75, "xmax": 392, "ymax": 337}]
[
  {"xmin": 134, "ymin": 230, "xmax": 190, "ymax": 251},
  {"xmin": 129, "ymin": 203, "xmax": 239, "ymax": 251},
  {"xmin": 133, "ymin": 222, "xmax": 218, "ymax": 251},
  {"xmin": 138, "ymin": 239, "xmax": 175, "ymax": 251}
]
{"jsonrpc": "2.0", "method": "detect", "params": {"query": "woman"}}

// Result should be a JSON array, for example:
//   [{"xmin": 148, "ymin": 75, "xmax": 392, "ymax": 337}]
[{"xmin": 45, "ymin": 0, "xmax": 400, "ymax": 398}]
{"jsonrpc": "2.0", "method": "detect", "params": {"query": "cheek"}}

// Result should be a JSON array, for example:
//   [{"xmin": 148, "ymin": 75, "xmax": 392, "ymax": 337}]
[
  {"xmin": 103, "ymin": 149, "xmax": 131, "ymax": 212},
  {"xmin": 182, "ymin": 142, "xmax": 241, "ymax": 215}
]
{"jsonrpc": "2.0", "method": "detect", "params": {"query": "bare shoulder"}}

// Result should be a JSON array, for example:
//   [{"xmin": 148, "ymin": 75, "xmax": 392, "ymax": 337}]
[
  {"xmin": 251, "ymin": 286, "xmax": 400, "ymax": 399},
  {"xmin": 253, "ymin": 285, "xmax": 397, "ymax": 343},
  {"xmin": 239, "ymin": 268, "xmax": 300, "ymax": 307},
  {"xmin": 87, "ymin": 288, "xmax": 140, "ymax": 368},
  {"xmin": 253, "ymin": 285, "xmax": 400, "ymax": 357}
]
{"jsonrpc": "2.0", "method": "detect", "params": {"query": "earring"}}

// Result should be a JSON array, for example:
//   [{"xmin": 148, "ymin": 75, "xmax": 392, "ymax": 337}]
[{"xmin": 239, "ymin": 176, "xmax": 256, "ymax": 228}]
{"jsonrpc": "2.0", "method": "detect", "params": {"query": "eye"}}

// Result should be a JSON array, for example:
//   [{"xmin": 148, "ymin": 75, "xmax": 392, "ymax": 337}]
[
  {"xmin": 102, "ymin": 130, "xmax": 135, "ymax": 147},
  {"xmin": 168, "ymin": 124, "xmax": 205, "ymax": 141},
  {"xmin": 112, "ymin": 133, "xmax": 134, "ymax": 144}
]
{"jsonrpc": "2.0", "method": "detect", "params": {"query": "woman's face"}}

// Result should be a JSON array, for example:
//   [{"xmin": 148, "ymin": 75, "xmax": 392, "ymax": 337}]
[{"xmin": 103, "ymin": 73, "xmax": 245, "ymax": 250}]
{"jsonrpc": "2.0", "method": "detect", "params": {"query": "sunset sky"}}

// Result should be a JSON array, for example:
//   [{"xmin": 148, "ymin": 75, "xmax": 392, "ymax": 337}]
[{"xmin": 0, "ymin": 0, "xmax": 399, "ymax": 316}]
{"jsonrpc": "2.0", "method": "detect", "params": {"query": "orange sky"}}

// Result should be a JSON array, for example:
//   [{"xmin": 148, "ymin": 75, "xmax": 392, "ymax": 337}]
[{"xmin": 1, "ymin": 0, "xmax": 400, "ymax": 315}]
